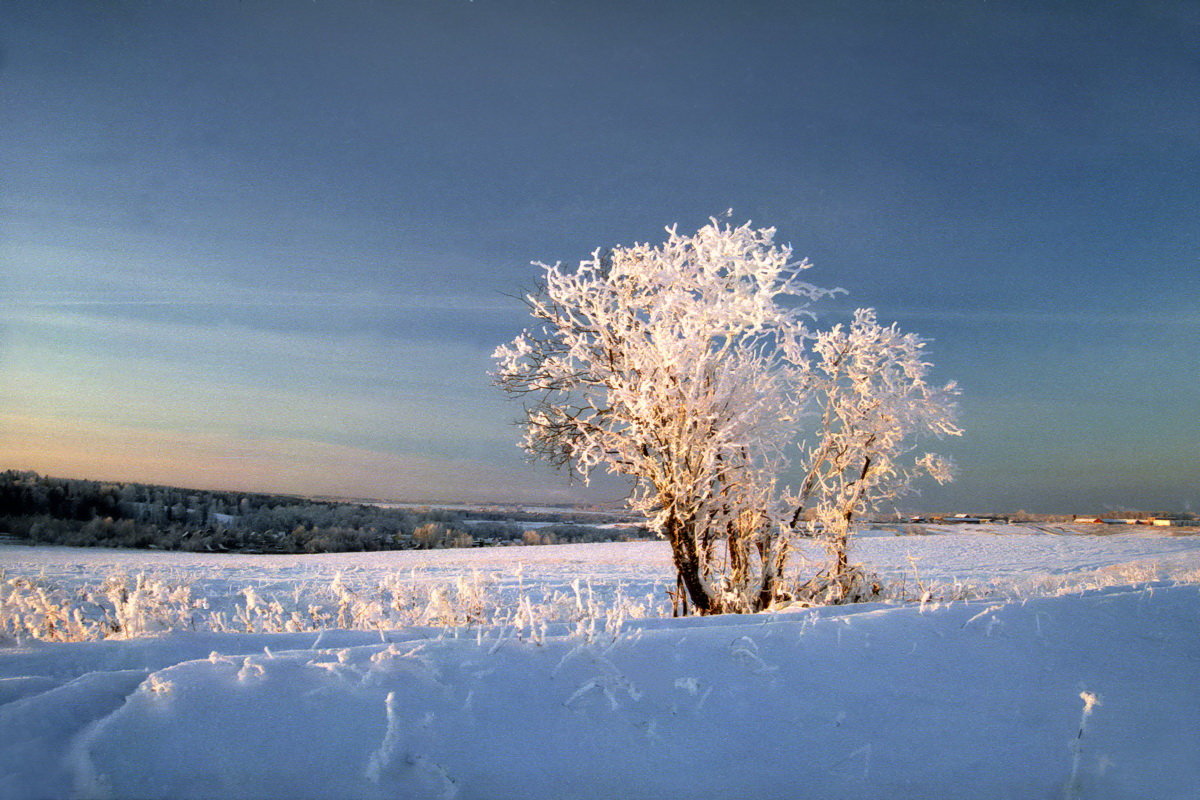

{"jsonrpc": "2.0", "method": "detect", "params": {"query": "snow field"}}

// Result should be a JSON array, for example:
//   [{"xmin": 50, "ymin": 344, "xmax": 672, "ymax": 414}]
[
  {"xmin": 2, "ymin": 527, "xmax": 1200, "ymax": 799},
  {"xmin": 5, "ymin": 527, "xmax": 1200, "ymax": 643}
]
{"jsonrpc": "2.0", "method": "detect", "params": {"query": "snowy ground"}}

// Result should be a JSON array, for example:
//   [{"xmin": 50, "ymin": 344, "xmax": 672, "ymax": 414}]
[{"xmin": 2, "ymin": 526, "xmax": 1199, "ymax": 799}]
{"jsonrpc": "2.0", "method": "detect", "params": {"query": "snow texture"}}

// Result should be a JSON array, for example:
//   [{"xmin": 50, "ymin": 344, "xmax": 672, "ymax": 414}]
[{"xmin": 2, "ymin": 529, "xmax": 1200, "ymax": 799}]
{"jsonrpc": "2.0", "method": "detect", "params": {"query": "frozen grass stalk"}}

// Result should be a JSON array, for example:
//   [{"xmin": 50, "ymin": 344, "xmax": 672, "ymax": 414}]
[{"xmin": 1064, "ymin": 690, "xmax": 1101, "ymax": 799}]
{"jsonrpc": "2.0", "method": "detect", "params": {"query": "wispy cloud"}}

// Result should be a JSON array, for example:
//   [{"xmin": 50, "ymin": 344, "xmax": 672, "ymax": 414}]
[
  {"xmin": 3, "ymin": 283, "xmax": 525, "ymax": 314},
  {"xmin": 824, "ymin": 304, "xmax": 1200, "ymax": 328},
  {"xmin": 0, "ymin": 413, "xmax": 586, "ymax": 503},
  {"xmin": 2, "ymin": 304, "xmax": 499, "ymax": 379}
]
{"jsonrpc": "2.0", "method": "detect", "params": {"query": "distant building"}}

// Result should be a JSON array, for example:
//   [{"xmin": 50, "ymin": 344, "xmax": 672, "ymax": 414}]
[{"xmin": 1075, "ymin": 516, "xmax": 1198, "ymax": 527}]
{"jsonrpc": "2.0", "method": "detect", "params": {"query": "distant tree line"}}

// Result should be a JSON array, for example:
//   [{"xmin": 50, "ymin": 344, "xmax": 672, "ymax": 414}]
[{"xmin": 0, "ymin": 471, "xmax": 651, "ymax": 553}]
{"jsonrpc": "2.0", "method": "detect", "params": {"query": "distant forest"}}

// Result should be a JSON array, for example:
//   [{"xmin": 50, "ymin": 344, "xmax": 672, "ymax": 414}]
[{"xmin": 0, "ymin": 471, "xmax": 651, "ymax": 553}]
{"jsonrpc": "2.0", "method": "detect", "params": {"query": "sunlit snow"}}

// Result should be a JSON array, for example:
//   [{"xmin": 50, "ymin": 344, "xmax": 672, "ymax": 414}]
[{"xmin": 2, "ymin": 527, "xmax": 1199, "ymax": 799}]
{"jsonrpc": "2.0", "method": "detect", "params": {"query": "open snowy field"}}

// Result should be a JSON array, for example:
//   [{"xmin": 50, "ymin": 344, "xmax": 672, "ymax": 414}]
[{"xmin": 3, "ymin": 526, "xmax": 1200, "ymax": 799}]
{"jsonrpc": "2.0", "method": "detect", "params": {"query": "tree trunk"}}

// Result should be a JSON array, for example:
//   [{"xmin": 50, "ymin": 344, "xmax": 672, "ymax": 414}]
[
  {"xmin": 826, "ymin": 453, "xmax": 872, "ymax": 601},
  {"xmin": 665, "ymin": 511, "xmax": 714, "ymax": 614},
  {"xmin": 756, "ymin": 537, "xmax": 789, "ymax": 611},
  {"xmin": 828, "ymin": 532, "xmax": 849, "ymax": 586}
]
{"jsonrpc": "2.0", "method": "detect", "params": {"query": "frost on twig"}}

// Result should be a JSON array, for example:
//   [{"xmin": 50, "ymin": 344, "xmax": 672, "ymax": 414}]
[{"xmin": 1064, "ymin": 690, "xmax": 1102, "ymax": 799}]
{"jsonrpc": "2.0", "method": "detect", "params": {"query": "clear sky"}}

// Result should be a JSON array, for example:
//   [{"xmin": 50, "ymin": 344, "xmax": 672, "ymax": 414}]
[{"xmin": 2, "ymin": 1, "xmax": 1197, "ymax": 512}]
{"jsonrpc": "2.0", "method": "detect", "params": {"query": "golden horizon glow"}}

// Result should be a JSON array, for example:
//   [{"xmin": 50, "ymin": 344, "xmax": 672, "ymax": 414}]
[{"xmin": 0, "ymin": 413, "xmax": 587, "ymax": 504}]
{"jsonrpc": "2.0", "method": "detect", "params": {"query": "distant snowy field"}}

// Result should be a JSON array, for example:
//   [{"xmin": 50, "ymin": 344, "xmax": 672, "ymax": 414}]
[
  {"xmin": 3, "ymin": 526, "xmax": 1199, "ymax": 799},
  {"xmin": 4, "ymin": 524, "xmax": 1200, "ymax": 612}
]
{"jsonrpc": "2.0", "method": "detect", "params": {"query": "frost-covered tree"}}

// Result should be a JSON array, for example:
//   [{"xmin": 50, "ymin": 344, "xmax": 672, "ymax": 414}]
[
  {"xmin": 494, "ymin": 219, "xmax": 960, "ymax": 614},
  {"xmin": 787, "ymin": 309, "xmax": 962, "ymax": 603}
]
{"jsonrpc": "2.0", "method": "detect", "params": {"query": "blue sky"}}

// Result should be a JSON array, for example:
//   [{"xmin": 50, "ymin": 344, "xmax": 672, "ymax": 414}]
[{"xmin": 2, "ymin": 1, "xmax": 1197, "ymax": 511}]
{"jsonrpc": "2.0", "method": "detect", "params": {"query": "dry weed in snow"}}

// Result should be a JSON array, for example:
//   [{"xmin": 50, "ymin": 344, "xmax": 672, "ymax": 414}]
[{"xmin": 0, "ymin": 569, "xmax": 664, "ymax": 644}]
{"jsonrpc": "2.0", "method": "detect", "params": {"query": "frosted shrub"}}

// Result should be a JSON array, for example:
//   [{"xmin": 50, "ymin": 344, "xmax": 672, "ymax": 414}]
[
  {"xmin": 98, "ymin": 573, "xmax": 203, "ymax": 638},
  {"xmin": 1, "ymin": 573, "xmax": 204, "ymax": 643},
  {"xmin": 219, "ymin": 569, "xmax": 658, "ymax": 636},
  {"xmin": 426, "ymin": 572, "xmax": 493, "ymax": 626},
  {"xmin": 379, "ymin": 571, "xmax": 426, "ymax": 622},
  {"xmin": 0, "ymin": 568, "xmax": 669, "ymax": 644},
  {"xmin": 1, "ymin": 575, "xmax": 91, "ymax": 643},
  {"xmin": 331, "ymin": 573, "xmax": 374, "ymax": 629},
  {"xmin": 231, "ymin": 587, "xmax": 294, "ymax": 634}
]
